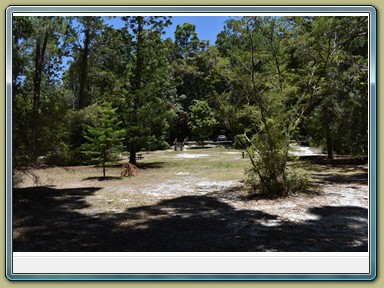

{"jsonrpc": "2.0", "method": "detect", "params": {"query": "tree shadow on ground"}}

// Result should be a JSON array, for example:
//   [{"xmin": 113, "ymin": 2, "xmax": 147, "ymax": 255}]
[
  {"xmin": 136, "ymin": 162, "xmax": 166, "ymax": 170},
  {"xmin": 83, "ymin": 176, "xmax": 123, "ymax": 181},
  {"xmin": 298, "ymin": 155, "xmax": 368, "ymax": 185},
  {"xmin": 187, "ymin": 146, "xmax": 214, "ymax": 150},
  {"xmin": 299, "ymin": 155, "xmax": 368, "ymax": 166},
  {"xmin": 13, "ymin": 186, "xmax": 101, "ymax": 251},
  {"xmin": 13, "ymin": 186, "xmax": 368, "ymax": 252},
  {"xmin": 315, "ymin": 173, "xmax": 368, "ymax": 185}
]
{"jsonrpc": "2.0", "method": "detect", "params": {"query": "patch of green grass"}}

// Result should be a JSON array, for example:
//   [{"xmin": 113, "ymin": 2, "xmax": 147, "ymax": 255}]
[{"xmin": 208, "ymin": 162, "xmax": 233, "ymax": 169}]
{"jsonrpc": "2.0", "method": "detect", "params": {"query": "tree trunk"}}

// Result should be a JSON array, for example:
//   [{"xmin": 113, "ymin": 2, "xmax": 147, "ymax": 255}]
[
  {"xmin": 102, "ymin": 159, "xmax": 106, "ymax": 179},
  {"xmin": 78, "ymin": 28, "xmax": 90, "ymax": 109},
  {"xmin": 31, "ymin": 31, "xmax": 49, "ymax": 158},
  {"xmin": 129, "ymin": 17, "xmax": 144, "ymax": 166},
  {"xmin": 325, "ymin": 110, "xmax": 335, "ymax": 160},
  {"xmin": 129, "ymin": 142, "xmax": 136, "ymax": 165},
  {"xmin": 326, "ymin": 125, "xmax": 334, "ymax": 160},
  {"xmin": 12, "ymin": 33, "xmax": 20, "ymax": 109}
]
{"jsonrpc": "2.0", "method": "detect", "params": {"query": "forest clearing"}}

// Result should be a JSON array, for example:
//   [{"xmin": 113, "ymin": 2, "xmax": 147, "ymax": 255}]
[
  {"xmin": 13, "ymin": 145, "xmax": 368, "ymax": 252},
  {"xmin": 11, "ymin": 15, "xmax": 370, "ymax": 253}
]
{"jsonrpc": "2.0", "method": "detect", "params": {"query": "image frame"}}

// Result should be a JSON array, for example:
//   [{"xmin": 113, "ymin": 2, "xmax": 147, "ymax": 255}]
[{"xmin": 5, "ymin": 4, "xmax": 377, "ymax": 281}]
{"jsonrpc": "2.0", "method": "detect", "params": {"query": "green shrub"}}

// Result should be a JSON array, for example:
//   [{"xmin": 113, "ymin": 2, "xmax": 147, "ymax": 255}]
[
  {"xmin": 45, "ymin": 141, "xmax": 72, "ymax": 166},
  {"xmin": 285, "ymin": 167, "xmax": 314, "ymax": 194},
  {"xmin": 245, "ymin": 163, "xmax": 315, "ymax": 196}
]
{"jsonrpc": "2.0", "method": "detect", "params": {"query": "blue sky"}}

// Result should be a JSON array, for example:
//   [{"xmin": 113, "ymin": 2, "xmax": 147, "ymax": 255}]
[
  {"xmin": 163, "ymin": 16, "xmax": 231, "ymax": 44},
  {"xmin": 108, "ymin": 16, "xmax": 232, "ymax": 45}
]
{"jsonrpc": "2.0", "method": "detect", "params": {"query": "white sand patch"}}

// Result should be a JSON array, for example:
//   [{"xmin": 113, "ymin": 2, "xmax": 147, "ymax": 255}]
[
  {"xmin": 146, "ymin": 181, "xmax": 195, "ymax": 197},
  {"xmin": 321, "ymin": 185, "xmax": 369, "ymax": 207},
  {"xmin": 175, "ymin": 172, "xmax": 190, "ymax": 175},
  {"xmin": 195, "ymin": 180, "xmax": 239, "ymax": 193},
  {"xmin": 289, "ymin": 145, "xmax": 324, "ymax": 156},
  {"xmin": 222, "ymin": 152, "xmax": 242, "ymax": 155},
  {"xmin": 143, "ymin": 178, "xmax": 239, "ymax": 197},
  {"xmin": 259, "ymin": 219, "xmax": 283, "ymax": 227},
  {"xmin": 174, "ymin": 153, "xmax": 209, "ymax": 159}
]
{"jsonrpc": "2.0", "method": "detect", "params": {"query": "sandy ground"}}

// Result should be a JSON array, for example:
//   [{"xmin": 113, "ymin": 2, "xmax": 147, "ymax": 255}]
[{"xmin": 13, "ymin": 146, "xmax": 369, "ymax": 252}]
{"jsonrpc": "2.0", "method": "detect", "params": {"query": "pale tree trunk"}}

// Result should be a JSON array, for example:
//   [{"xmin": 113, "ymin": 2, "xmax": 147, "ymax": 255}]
[{"xmin": 78, "ymin": 28, "xmax": 90, "ymax": 109}]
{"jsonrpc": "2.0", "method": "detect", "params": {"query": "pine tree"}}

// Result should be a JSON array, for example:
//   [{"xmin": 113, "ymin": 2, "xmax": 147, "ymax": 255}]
[
  {"xmin": 81, "ymin": 102, "xmax": 125, "ymax": 179},
  {"xmin": 121, "ymin": 16, "xmax": 172, "ymax": 165}
]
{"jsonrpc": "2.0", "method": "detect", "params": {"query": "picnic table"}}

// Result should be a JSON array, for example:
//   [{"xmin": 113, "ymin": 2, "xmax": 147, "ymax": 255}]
[
  {"xmin": 174, "ymin": 138, "xmax": 187, "ymax": 151},
  {"xmin": 174, "ymin": 142, "xmax": 185, "ymax": 151},
  {"xmin": 136, "ymin": 154, "xmax": 144, "ymax": 160}
]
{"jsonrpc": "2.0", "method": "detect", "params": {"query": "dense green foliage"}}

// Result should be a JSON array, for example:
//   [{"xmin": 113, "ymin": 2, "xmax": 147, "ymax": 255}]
[
  {"xmin": 188, "ymin": 100, "xmax": 217, "ymax": 145},
  {"xmin": 12, "ymin": 16, "xmax": 368, "ymax": 195}
]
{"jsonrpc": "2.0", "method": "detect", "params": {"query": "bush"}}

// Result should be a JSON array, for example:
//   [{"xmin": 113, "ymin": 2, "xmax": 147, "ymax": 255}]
[
  {"xmin": 188, "ymin": 101, "xmax": 217, "ymax": 145},
  {"xmin": 134, "ymin": 135, "xmax": 170, "ymax": 152},
  {"xmin": 45, "ymin": 141, "xmax": 72, "ymax": 166},
  {"xmin": 285, "ymin": 167, "xmax": 314, "ymax": 194},
  {"xmin": 62, "ymin": 104, "xmax": 102, "ymax": 165},
  {"xmin": 245, "ymin": 167, "xmax": 287, "ymax": 196},
  {"xmin": 245, "ymin": 163, "xmax": 315, "ymax": 196}
]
